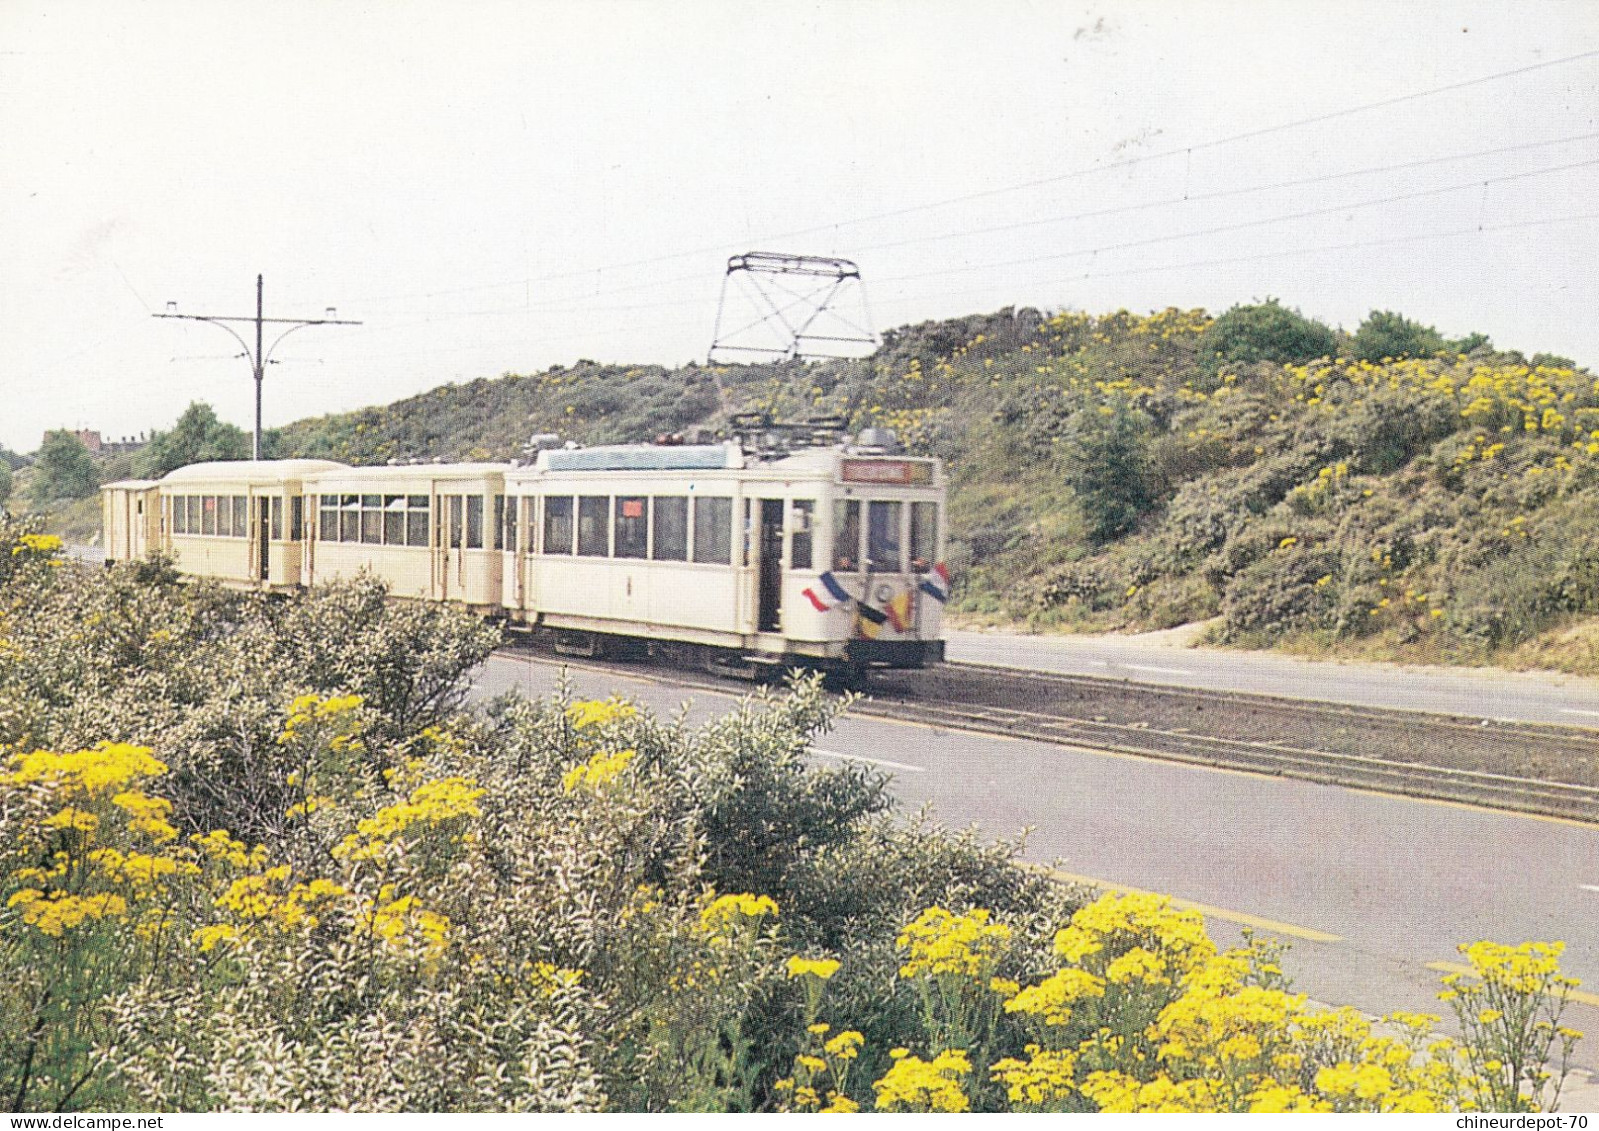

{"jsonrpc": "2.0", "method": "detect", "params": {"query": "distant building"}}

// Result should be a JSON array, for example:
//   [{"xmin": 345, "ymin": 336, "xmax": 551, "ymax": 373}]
[{"xmin": 43, "ymin": 430, "xmax": 148, "ymax": 456}]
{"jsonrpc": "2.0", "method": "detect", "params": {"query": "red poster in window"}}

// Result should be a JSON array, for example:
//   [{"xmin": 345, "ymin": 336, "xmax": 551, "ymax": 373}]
[{"xmin": 621, "ymin": 500, "xmax": 644, "ymax": 519}]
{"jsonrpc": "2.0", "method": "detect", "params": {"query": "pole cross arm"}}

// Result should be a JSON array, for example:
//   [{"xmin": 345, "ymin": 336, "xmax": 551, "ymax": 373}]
[{"xmin": 154, "ymin": 274, "xmax": 362, "ymax": 459}]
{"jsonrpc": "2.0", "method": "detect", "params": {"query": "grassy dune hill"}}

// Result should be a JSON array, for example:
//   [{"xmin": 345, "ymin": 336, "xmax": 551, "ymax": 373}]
[{"xmin": 259, "ymin": 304, "xmax": 1597, "ymax": 676}]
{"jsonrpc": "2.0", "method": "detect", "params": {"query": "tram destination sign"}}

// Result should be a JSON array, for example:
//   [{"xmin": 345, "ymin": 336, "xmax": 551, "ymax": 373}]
[{"xmin": 841, "ymin": 459, "xmax": 933, "ymax": 485}]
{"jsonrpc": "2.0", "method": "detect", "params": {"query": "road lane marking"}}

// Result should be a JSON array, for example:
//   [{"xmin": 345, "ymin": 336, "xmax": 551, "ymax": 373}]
[
  {"xmin": 1561, "ymin": 708, "xmax": 1599, "ymax": 719},
  {"xmin": 1025, "ymin": 864, "xmax": 1342, "ymax": 944},
  {"xmin": 1121, "ymin": 663, "xmax": 1196, "ymax": 676},
  {"xmin": 1425, "ymin": 962, "xmax": 1599, "ymax": 1009},
  {"xmin": 495, "ymin": 654, "xmax": 1599, "ymax": 830},
  {"xmin": 812, "ymin": 749, "xmax": 926, "ymax": 773},
  {"xmin": 1581, "ymin": 884, "xmax": 1599, "ymax": 893}
]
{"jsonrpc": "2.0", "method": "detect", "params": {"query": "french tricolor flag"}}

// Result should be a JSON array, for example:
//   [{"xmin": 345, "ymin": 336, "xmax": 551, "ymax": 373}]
[
  {"xmin": 918, "ymin": 563, "xmax": 951, "ymax": 603},
  {"xmin": 803, "ymin": 571, "xmax": 851, "ymax": 612}
]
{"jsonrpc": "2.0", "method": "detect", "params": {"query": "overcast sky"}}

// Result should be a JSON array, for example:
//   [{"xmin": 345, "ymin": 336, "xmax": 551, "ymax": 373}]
[{"xmin": 3, "ymin": 0, "xmax": 1596, "ymax": 455}]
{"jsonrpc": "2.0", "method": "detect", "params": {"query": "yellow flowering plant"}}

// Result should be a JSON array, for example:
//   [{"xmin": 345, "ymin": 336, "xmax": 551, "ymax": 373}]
[{"xmin": 1438, "ymin": 940, "xmax": 1584, "ymax": 1112}]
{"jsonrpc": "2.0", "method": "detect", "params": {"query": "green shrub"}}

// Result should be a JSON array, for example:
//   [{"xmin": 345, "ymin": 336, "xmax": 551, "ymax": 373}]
[{"xmin": 1197, "ymin": 300, "xmax": 1336, "ymax": 375}]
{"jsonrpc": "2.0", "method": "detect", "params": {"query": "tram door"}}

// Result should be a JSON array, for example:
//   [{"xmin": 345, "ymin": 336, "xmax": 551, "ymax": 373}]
[
  {"xmin": 757, "ymin": 498, "xmax": 784, "ymax": 632},
  {"xmin": 257, "ymin": 499, "xmax": 271, "ymax": 581}
]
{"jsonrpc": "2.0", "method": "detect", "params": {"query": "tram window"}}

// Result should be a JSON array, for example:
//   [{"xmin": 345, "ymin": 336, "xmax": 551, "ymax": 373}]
[
  {"xmin": 341, "ymin": 495, "xmax": 361, "ymax": 543},
  {"xmin": 319, "ymin": 496, "xmax": 337, "ymax": 541},
  {"xmin": 652, "ymin": 497, "xmax": 688, "ymax": 561},
  {"xmin": 268, "ymin": 497, "xmax": 282, "ymax": 541},
  {"xmin": 791, "ymin": 500, "xmax": 815, "ymax": 570},
  {"xmin": 383, "ymin": 496, "xmax": 405, "ymax": 544},
  {"xmin": 909, "ymin": 501, "xmax": 937, "ymax": 573},
  {"xmin": 406, "ymin": 498, "xmax": 430, "ymax": 547},
  {"xmin": 615, "ymin": 496, "xmax": 647, "ymax": 559},
  {"xmin": 173, "ymin": 497, "xmax": 187, "ymax": 535},
  {"xmin": 234, "ymin": 496, "xmax": 249, "ymax": 539},
  {"xmin": 201, "ymin": 496, "xmax": 217, "ymax": 537},
  {"xmin": 495, "ymin": 494, "xmax": 507, "ymax": 552},
  {"xmin": 693, "ymin": 496, "xmax": 732, "ymax": 565},
  {"xmin": 544, "ymin": 496, "xmax": 573, "ymax": 555},
  {"xmin": 833, "ymin": 499, "xmax": 861, "ymax": 571},
  {"xmin": 361, "ymin": 496, "xmax": 383, "ymax": 544},
  {"xmin": 867, "ymin": 501, "xmax": 903, "ymax": 572},
  {"xmin": 444, "ymin": 496, "xmax": 460, "ymax": 549},
  {"xmin": 522, "ymin": 498, "xmax": 538, "ymax": 554},
  {"xmin": 577, "ymin": 496, "xmax": 609, "ymax": 556},
  {"xmin": 465, "ymin": 495, "xmax": 484, "ymax": 549}
]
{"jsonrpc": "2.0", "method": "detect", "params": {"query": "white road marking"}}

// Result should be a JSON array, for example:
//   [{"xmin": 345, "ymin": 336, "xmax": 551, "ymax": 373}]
[
  {"xmin": 1560, "ymin": 708, "xmax": 1599, "ymax": 718},
  {"xmin": 1581, "ymin": 884, "xmax": 1599, "ymax": 893},
  {"xmin": 811, "ymin": 749, "xmax": 927, "ymax": 773},
  {"xmin": 1121, "ymin": 663, "xmax": 1195, "ymax": 676}
]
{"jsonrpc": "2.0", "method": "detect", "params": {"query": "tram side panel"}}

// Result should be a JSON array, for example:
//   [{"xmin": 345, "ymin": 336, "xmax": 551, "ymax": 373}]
[
  {"xmin": 517, "ymin": 485, "xmax": 750, "ymax": 646},
  {"xmin": 303, "ymin": 470, "xmax": 505, "ymax": 611}
]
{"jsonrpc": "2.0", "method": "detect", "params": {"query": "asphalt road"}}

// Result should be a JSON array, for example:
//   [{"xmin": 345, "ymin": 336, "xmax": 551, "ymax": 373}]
[
  {"xmin": 946, "ymin": 628, "xmax": 1599, "ymax": 729},
  {"xmin": 476, "ymin": 651, "xmax": 1599, "ymax": 1089}
]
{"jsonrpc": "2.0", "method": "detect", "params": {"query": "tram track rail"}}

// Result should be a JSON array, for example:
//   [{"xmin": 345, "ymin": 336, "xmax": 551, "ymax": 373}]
[{"xmin": 493, "ymin": 641, "xmax": 1599, "ymax": 825}]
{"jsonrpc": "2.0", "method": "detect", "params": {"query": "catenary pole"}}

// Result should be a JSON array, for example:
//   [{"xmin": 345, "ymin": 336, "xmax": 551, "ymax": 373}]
[{"xmin": 155, "ymin": 274, "xmax": 361, "ymax": 460}]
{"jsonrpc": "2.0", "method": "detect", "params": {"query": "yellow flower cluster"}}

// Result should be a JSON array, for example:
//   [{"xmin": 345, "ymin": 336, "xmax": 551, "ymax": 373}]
[
  {"xmin": 530, "ymin": 961, "xmax": 586, "ymax": 996},
  {"xmin": 334, "ymin": 775, "xmax": 485, "ymax": 860},
  {"xmin": 2, "ymin": 743, "xmax": 168, "ymax": 796},
  {"xmin": 6, "ymin": 888, "xmax": 127, "ymax": 936},
  {"xmin": 90, "ymin": 847, "xmax": 198, "ymax": 898},
  {"xmin": 786, "ymin": 955, "xmax": 840, "ymax": 980},
  {"xmin": 1004, "ymin": 966, "xmax": 1106, "ymax": 1026},
  {"xmin": 1081, "ymin": 1069, "xmax": 1222, "ymax": 1112},
  {"xmin": 110, "ymin": 790, "xmax": 178, "ymax": 843},
  {"xmin": 12, "ymin": 532, "xmax": 63, "ymax": 557},
  {"xmin": 872, "ymin": 1048, "xmax": 971, "ymax": 1112},
  {"xmin": 277, "ymin": 693, "xmax": 365, "ymax": 745},
  {"xmin": 698, "ymin": 892, "xmax": 778, "ymax": 934},
  {"xmin": 1283, "ymin": 356, "xmax": 1599, "ymax": 454},
  {"xmin": 561, "ymin": 748, "xmax": 635, "ymax": 793},
  {"xmin": 1455, "ymin": 940, "xmax": 1574, "ymax": 997},
  {"xmin": 366, "ymin": 883, "xmax": 451, "ymax": 957},
  {"xmin": 565, "ymin": 698, "xmax": 637, "ymax": 730},
  {"xmin": 991, "ymin": 1044, "xmax": 1078, "ymax": 1108},
  {"xmin": 215, "ymin": 865, "xmax": 346, "ymax": 932},
  {"xmin": 896, "ymin": 906, "xmax": 1012, "ymax": 980},
  {"xmin": 190, "ymin": 829, "xmax": 268, "ymax": 871}
]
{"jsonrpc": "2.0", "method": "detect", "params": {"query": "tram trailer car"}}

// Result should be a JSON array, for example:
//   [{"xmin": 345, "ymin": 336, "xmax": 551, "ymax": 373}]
[
  {"xmin": 104, "ymin": 460, "xmax": 344, "ymax": 591},
  {"xmin": 303, "ymin": 463, "xmax": 506, "ymax": 613},
  {"xmin": 503, "ymin": 441, "xmax": 947, "ymax": 672},
  {"xmin": 100, "ymin": 438, "xmax": 949, "ymax": 674}
]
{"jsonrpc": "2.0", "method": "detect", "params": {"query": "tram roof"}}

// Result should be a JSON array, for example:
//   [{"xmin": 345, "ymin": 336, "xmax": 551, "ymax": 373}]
[
  {"xmin": 159, "ymin": 459, "xmax": 348, "ymax": 486},
  {"xmin": 532, "ymin": 444, "xmax": 744, "ymax": 473}
]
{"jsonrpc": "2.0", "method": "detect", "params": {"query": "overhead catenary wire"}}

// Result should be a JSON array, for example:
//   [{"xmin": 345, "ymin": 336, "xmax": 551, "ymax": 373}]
[
  {"xmin": 343, "ymin": 136, "xmax": 1598, "ymax": 325},
  {"xmin": 330, "ymin": 155, "xmax": 1597, "ymax": 331},
  {"xmin": 870, "ymin": 157, "xmax": 1599, "ymax": 288},
  {"xmin": 243, "ymin": 208, "xmax": 1599, "ymax": 373},
  {"xmin": 342, "ymin": 49, "xmax": 1599, "ymax": 305}
]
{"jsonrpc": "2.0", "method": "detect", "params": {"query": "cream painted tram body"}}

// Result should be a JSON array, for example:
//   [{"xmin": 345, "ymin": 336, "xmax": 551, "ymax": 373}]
[
  {"xmin": 302, "ymin": 463, "xmax": 505, "ymax": 613},
  {"xmin": 103, "ymin": 460, "xmax": 343, "ymax": 591},
  {"xmin": 502, "ymin": 442, "xmax": 946, "ymax": 670},
  {"xmin": 101, "ymin": 436, "xmax": 948, "ymax": 672}
]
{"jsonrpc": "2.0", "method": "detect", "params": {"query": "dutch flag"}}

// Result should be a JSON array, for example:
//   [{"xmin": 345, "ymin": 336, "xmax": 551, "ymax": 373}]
[
  {"xmin": 802, "ymin": 571, "xmax": 852, "ymax": 612},
  {"xmin": 918, "ymin": 562, "xmax": 951, "ymax": 603}
]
